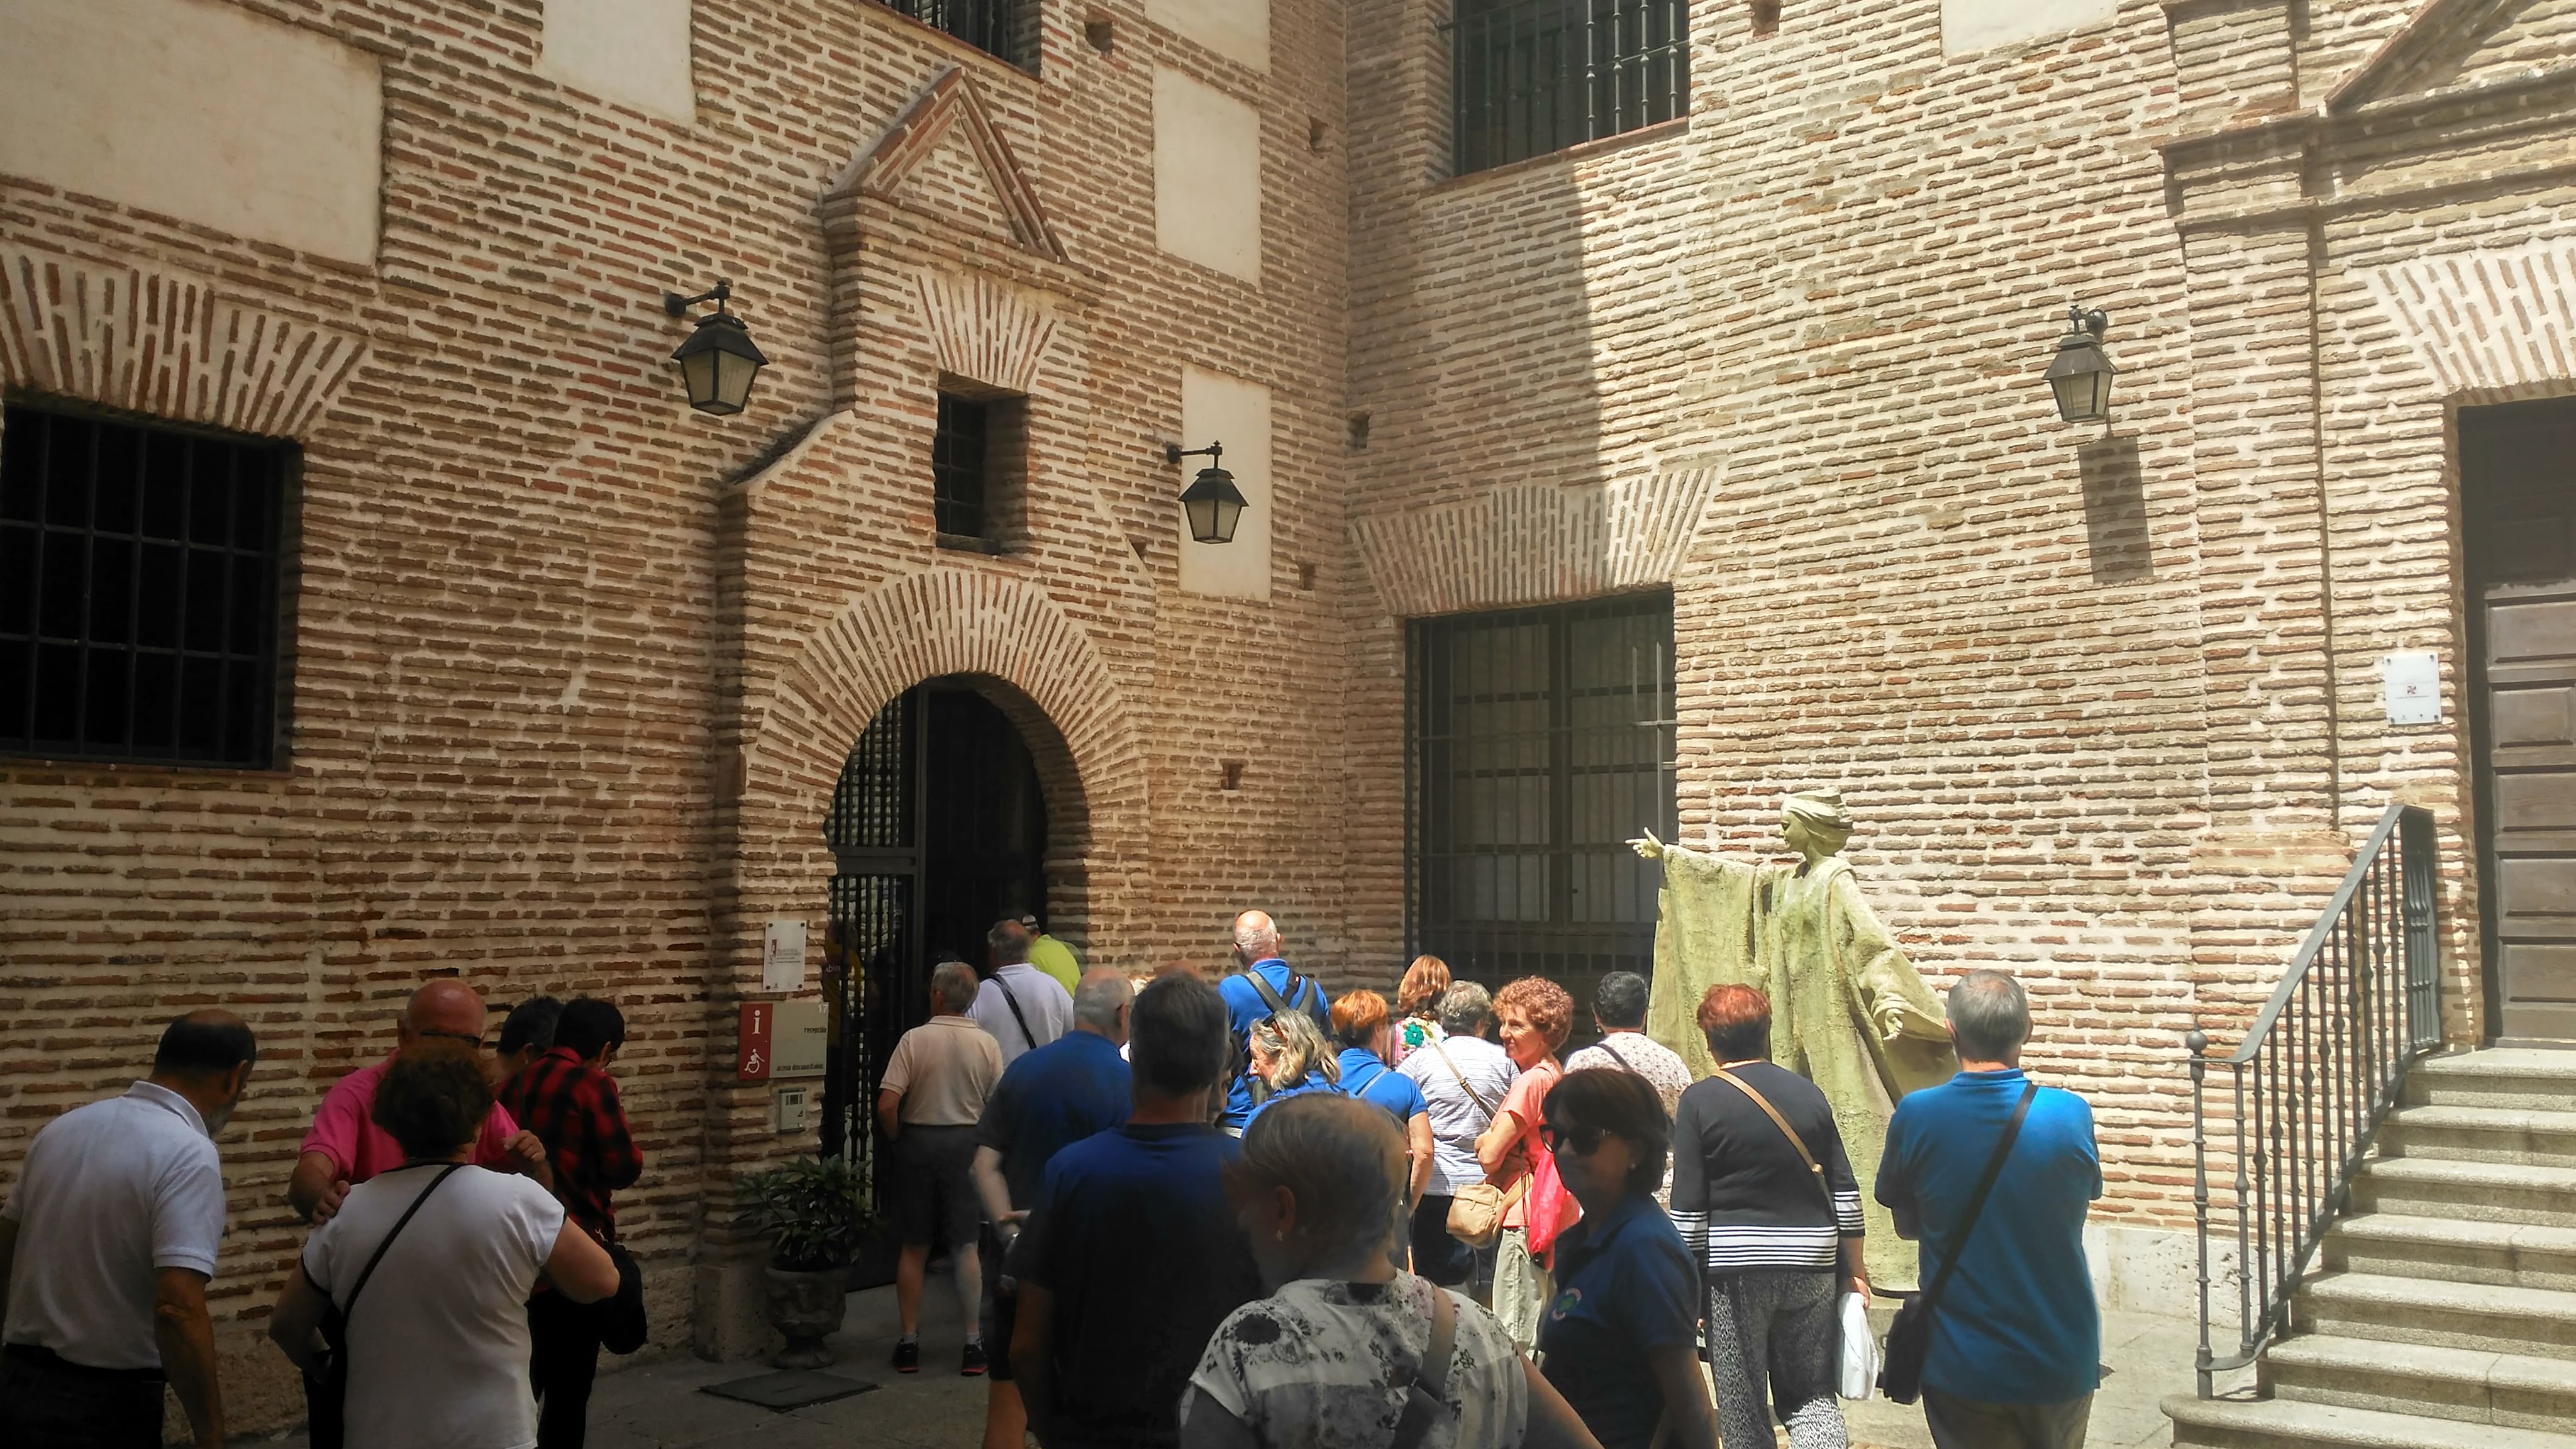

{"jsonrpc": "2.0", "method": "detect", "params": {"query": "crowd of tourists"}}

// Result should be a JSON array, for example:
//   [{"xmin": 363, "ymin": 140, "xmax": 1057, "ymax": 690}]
[{"xmin": 0, "ymin": 907, "xmax": 2103, "ymax": 1449}]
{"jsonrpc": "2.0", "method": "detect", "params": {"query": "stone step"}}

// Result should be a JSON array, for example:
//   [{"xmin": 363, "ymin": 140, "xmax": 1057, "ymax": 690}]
[
  {"xmin": 2263, "ymin": 1333, "xmax": 2576, "ymax": 1430},
  {"xmin": 2292, "ymin": 1271, "xmax": 2576, "ymax": 1360},
  {"xmin": 2324, "ymin": 1213, "xmax": 2576, "ymax": 1291},
  {"xmin": 2384, "ymin": 1103, "xmax": 2576, "ymax": 1166},
  {"xmin": 2407, "ymin": 1050, "xmax": 2576, "ymax": 1113},
  {"xmin": 2166, "ymin": 1394, "xmax": 2576, "ymax": 1448},
  {"xmin": 2352, "ymin": 1157, "xmax": 2576, "ymax": 1229}
]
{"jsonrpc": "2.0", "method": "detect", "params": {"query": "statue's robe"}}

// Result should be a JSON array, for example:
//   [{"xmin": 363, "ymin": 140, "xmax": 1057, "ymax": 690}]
[{"xmin": 1642, "ymin": 843, "xmax": 1958, "ymax": 1289}]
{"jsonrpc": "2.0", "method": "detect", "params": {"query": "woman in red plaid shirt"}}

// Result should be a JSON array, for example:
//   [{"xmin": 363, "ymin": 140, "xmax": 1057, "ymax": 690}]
[{"xmin": 499, "ymin": 997, "xmax": 643, "ymax": 1449}]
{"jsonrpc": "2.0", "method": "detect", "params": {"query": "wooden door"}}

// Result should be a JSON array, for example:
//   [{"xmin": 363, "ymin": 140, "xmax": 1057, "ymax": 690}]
[{"xmin": 2466, "ymin": 398, "xmax": 2576, "ymax": 1044}]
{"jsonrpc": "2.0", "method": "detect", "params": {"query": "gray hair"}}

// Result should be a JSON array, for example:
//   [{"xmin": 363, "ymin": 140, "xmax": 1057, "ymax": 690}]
[
  {"xmin": 931, "ymin": 960, "xmax": 982, "ymax": 1014},
  {"xmin": 1233, "ymin": 910, "xmax": 1282, "ymax": 957},
  {"xmin": 987, "ymin": 918, "xmax": 1034, "ymax": 964},
  {"xmin": 1946, "ymin": 969, "xmax": 2031, "ymax": 1060},
  {"xmin": 1435, "ymin": 981, "xmax": 1493, "ymax": 1036},
  {"xmin": 1072, "ymin": 969, "xmax": 1131, "ymax": 1031},
  {"xmin": 1250, "ymin": 1008, "xmax": 1340, "ymax": 1091}
]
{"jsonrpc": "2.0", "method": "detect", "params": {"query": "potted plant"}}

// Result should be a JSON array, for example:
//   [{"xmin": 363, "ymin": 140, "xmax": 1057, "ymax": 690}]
[{"xmin": 738, "ymin": 1154, "xmax": 872, "ymax": 1369}]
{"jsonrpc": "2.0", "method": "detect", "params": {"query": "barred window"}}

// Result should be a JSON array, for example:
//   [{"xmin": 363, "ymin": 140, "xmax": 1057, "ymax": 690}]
[
  {"xmin": 882, "ymin": 0, "xmax": 1033, "ymax": 67},
  {"xmin": 1453, "ymin": 0, "xmax": 1689, "ymax": 175},
  {"xmin": 1408, "ymin": 594, "xmax": 1676, "ymax": 1027},
  {"xmin": 932, "ymin": 387, "xmax": 1027, "ymax": 552},
  {"xmin": 0, "ymin": 402, "xmax": 292, "ymax": 769}
]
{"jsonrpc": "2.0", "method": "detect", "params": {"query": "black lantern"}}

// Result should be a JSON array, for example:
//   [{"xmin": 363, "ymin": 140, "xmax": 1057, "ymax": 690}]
[
  {"xmin": 2042, "ymin": 305, "xmax": 2117, "ymax": 424},
  {"xmin": 1167, "ymin": 440, "xmax": 1248, "ymax": 545},
  {"xmin": 665, "ymin": 280, "xmax": 768, "ymax": 416}
]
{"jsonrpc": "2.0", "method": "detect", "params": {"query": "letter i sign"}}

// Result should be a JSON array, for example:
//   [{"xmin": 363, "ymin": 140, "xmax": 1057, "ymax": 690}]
[{"xmin": 738, "ymin": 1002, "xmax": 773, "ymax": 1082}]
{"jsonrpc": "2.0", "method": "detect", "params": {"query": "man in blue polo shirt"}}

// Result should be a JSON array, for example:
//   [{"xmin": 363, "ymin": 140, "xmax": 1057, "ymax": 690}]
[
  {"xmin": 972, "ymin": 970, "xmax": 1133, "ymax": 1449},
  {"xmin": 1216, "ymin": 910, "xmax": 1331, "ymax": 1132},
  {"xmin": 1877, "ymin": 969, "xmax": 2102, "ymax": 1449}
]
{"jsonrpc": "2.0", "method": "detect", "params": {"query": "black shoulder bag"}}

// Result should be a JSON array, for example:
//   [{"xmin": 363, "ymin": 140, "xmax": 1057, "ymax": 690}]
[
  {"xmin": 990, "ymin": 972, "xmax": 1040, "ymax": 1053},
  {"xmin": 307, "ymin": 1163, "xmax": 464, "ymax": 1449},
  {"xmin": 1879, "ymin": 1082, "xmax": 2038, "ymax": 1406}
]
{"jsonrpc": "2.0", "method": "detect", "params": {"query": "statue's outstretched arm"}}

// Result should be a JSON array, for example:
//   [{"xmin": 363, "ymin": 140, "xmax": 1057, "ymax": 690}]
[{"xmin": 1629, "ymin": 827, "xmax": 1666, "ymax": 860}]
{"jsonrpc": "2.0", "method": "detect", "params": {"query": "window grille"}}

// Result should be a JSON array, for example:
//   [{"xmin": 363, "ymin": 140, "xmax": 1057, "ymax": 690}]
[
  {"xmin": 1408, "ymin": 594, "xmax": 1676, "ymax": 1032},
  {"xmin": 0, "ymin": 402, "xmax": 291, "ymax": 769},
  {"xmin": 884, "ymin": 0, "xmax": 1025, "ymax": 65},
  {"xmin": 1452, "ymin": 0, "xmax": 1689, "ymax": 175},
  {"xmin": 932, "ymin": 392, "xmax": 992, "ymax": 543}
]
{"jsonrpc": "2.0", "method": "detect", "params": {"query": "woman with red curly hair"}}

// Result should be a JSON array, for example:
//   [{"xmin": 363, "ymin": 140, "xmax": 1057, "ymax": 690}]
[{"xmin": 1472, "ymin": 975, "xmax": 1575, "ymax": 1352}]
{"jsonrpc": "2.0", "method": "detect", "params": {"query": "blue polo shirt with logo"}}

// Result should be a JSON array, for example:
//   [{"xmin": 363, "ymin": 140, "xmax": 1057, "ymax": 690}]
[{"xmin": 1537, "ymin": 1192, "xmax": 1698, "ymax": 1449}]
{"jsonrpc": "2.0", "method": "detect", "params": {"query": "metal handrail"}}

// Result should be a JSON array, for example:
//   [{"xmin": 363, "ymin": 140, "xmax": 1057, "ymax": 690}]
[{"xmin": 2186, "ymin": 802, "xmax": 2441, "ymax": 1396}]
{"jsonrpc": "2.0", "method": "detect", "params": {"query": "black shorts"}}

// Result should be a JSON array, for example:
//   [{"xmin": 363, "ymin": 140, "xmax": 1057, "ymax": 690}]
[{"xmin": 891, "ymin": 1124, "xmax": 983, "ymax": 1250}]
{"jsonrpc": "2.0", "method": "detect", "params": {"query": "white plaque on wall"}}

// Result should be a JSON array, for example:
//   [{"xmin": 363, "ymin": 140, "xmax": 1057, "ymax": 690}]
[
  {"xmin": 2382, "ymin": 652, "xmax": 2440, "ymax": 726},
  {"xmin": 763, "ymin": 919, "xmax": 808, "ymax": 994}
]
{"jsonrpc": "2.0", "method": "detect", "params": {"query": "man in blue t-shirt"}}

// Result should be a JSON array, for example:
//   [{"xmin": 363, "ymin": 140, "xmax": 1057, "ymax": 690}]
[
  {"xmin": 1877, "ymin": 969, "xmax": 2102, "ymax": 1449},
  {"xmin": 1215, "ymin": 910, "xmax": 1331, "ymax": 1131},
  {"xmin": 1014, "ymin": 970, "xmax": 1261, "ymax": 1449},
  {"xmin": 972, "ymin": 969, "xmax": 1133, "ymax": 1449}
]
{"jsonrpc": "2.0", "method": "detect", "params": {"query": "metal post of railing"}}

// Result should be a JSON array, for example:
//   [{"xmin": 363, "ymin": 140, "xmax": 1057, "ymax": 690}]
[
  {"xmin": 2401, "ymin": 807, "xmax": 2438, "ymax": 1048},
  {"xmin": 2188, "ymin": 1029, "xmax": 2215, "ymax": 1398}
]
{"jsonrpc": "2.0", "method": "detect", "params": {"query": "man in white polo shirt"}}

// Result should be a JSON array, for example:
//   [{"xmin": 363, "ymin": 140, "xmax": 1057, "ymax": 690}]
[
  {"xmin": 879, "ymin": 960, "xmax": 1004, "ymax": 1377},
  {"xmin": 0, "ymin": 1010, "xmax": 257, "ymax": 1449},
  {"xmin": 970, "ymin": 919, "xmax": 1072, "ymax": 1067}
]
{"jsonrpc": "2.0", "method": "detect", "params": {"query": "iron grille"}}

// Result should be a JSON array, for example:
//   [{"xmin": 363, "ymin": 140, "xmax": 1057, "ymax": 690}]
[
  {"xmin": 1407, "ymin": 593, "xmax": 1676, "ymax": 1032},
  {"xmin": 884, "ymin": 0, "xmax": 1024, "ymax": 64},
  {"xmin": 823, "ymin": 694, "xmax": 919, "ymax": 1209},
  {"xmin": 0, "ymin": 402, "xmax": 290, "ymax": 769},
  {"xmin": 932, "ymin": 392, "xmax": 991, "ymax": 543},
  {"xmin": 1452, "ymin": 0, "xmax": 1689, "ymax": 175}
]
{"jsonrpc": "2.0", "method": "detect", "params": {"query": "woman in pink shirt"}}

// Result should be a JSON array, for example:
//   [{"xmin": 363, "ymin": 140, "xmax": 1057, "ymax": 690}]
[{"xmin": 1474, "ymin": 975, "xmax": 1576, "ymax": 1353}]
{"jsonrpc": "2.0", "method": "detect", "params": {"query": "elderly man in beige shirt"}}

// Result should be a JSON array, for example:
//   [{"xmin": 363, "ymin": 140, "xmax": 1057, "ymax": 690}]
[{"xmin": 878, "ymin": 960, "xmax": 1005, "ymax": 1377}]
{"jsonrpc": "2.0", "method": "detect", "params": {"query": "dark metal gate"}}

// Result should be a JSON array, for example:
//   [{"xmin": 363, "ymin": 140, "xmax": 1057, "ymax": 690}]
[{"xmin": 821, "ymin": 693, "xmax": 919, "ymax": 1213}]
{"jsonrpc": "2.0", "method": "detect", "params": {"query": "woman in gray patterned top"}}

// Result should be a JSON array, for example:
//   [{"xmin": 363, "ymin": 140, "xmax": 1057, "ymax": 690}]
[{"xmin": 1179, "ymin": 1094, "xmax": 1601, "ymax": 1449}]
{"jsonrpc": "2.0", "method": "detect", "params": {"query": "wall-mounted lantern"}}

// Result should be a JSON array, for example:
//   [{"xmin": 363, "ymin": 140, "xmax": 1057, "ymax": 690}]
[
  {"xmin": 2042, "ymin": 305, "xmax": 2117, "ymax": 424},
  {"xmin": 665, "ymin": 280, "xmax": 768, "ymax": 416},
  {"xmin": 1167, "ymin": 440, "xmax": 1246, "ymax": 545}
]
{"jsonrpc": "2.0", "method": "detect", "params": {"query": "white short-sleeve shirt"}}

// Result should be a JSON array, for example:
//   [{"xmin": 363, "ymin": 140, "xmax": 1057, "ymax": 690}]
[
  {"xmin": 302, "ymin": 1163, "xmax": 564, "ymax": 1449},
  {"xmin": 1, "ymin": 1081, "xmax": 226, "ymax": 1370},
  {"xmin": 970, "ymin": 963, "xmax": 1074, "ymax": 1065}
]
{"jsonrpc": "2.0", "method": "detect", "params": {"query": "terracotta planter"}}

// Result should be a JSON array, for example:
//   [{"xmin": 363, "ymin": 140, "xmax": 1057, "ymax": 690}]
[{"xmin": 761, "ymin": 1263, "xmax": 849, "ymax": 1369}]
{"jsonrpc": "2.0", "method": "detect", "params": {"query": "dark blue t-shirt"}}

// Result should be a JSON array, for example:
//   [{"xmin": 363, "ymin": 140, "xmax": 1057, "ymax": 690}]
[
  {"xmin": 1537, "ymin": 1193, "xmax": 1699, "ymax": 1449},
  {"xmin": 976, "ymin": 1028, "xmax": 1131, "ymax": 1212},
  {"xmin": 1019, "ymin": 1123, "xmax": 1262, "ymax": 1447},
  {"xmin": 1876, "ymin": 1069, "xmax": 2102, "ymax": 1404},
  {"xmin": 1335, "ymin": 1046, "xmax": 1428, "ymax": 1124},
  {"xmin": 1218, "ymin": 960, "xmax": 1331, "ymax": 1128}
]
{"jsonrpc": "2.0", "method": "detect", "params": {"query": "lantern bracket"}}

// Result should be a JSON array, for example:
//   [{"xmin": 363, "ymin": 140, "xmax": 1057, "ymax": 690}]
[
  {"xmin": 665, "ymin": 279, "xmax": 735, "ymax": 318},
  {"xmin": 1165, "ymin": 441, "xmax": 1224, "ymax": 467},
  {"xmin": 2067, "ymin": 305, "xmax": 2107, "ymax": 340}
]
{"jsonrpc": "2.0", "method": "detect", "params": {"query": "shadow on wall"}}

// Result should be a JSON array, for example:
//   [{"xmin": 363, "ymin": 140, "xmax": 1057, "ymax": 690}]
[{"xmin": 2080, "ymin": 433, "xmax": 2153, "ymax": 584}]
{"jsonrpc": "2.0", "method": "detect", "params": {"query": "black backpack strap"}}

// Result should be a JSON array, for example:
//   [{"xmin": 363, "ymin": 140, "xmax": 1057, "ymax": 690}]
[
  {"xmin": 991, "ymin": 972, "xmax": 1038, "ymax": 1052},
  {"xmin": 341, "ymin": 1163, "xmax": 465, "ymax": 1319},
  {"xmin": 1916, "ymin": 1082, "xmax": 2040, "ymax": 1319},
  {"xmin": 1243, "ymin": 969, "xmax": 1294, "ymax": 1018}
]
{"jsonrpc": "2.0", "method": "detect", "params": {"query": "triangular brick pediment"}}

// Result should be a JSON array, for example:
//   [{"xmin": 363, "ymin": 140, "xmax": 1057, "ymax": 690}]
[
  {"xmin": 823, "ymin": 65, "xmax": 1067, "ymax": 263},
  {"xmin": 2329, "ymin": 0, "xmax": 2576, "ymax": 110}
]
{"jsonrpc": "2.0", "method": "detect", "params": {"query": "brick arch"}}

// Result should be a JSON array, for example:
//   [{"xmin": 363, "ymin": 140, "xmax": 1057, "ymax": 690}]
[
  {"xmin": 2365, "ymin": 238, "xmax": 2576, "ymax": 396},
  {"xmin": 0, "ymin": 243, "xmax": 366, "ymax": 436},
  {"xmin": 750, "ymin": 568, "xmax": 1147, "ymax": 948}
]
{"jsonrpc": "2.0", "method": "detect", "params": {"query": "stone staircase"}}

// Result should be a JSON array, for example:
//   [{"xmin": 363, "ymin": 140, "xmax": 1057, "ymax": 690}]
[{"xmin": 2168, "ymin": 1048, "xmax": 2576, "ymax": 1448}]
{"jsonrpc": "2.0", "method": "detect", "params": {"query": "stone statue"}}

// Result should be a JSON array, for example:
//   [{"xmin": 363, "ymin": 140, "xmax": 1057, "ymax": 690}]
[{"xmin": 1629, "ymin": 788, "xmax": 1957, "ymax": 1289}]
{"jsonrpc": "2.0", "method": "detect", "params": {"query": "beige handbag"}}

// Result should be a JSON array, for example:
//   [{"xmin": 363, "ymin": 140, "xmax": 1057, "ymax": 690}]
[{"xmin": 1430, "ymin": 1040, "xmax": 1525, "ymax": 1250}]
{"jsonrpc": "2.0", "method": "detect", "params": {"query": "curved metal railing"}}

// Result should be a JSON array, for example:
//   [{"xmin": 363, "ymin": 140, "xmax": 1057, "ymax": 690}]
[{"xmin": 2187, "ymin": 802, "xmax": 2441, "ymax": 1397}]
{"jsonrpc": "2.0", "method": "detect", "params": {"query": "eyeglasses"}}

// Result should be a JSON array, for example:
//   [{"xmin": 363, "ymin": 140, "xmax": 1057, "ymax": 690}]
[
  {"xmin": 417, "ymin": 1029, "xmax": 487, "ymax": 1050},
  {"xmin": 1539, "ymin": 1123, "xmax": 1611, "ymax": 1157}
]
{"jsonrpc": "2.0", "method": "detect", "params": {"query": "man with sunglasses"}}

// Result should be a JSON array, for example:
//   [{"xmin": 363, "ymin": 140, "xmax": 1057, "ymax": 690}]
[{"xmin": 287, "ymin": 979, "xmax": 550, "ymax": 1225}]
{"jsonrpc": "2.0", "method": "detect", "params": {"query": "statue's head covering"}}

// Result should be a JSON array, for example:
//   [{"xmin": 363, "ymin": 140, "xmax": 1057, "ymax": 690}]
[{"xmin": 1781, "ymin": 788, "xmax": 1853, "ymax": 833}]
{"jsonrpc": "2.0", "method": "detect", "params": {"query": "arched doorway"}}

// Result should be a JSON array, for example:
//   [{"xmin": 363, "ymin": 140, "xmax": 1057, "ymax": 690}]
[{"xmin": 818, "ymin": 676, "xmax": 1067, "ymax": 1212}]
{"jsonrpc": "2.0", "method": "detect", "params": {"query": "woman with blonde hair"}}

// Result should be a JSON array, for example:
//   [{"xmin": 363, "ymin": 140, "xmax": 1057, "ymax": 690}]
[
  {"xmin": 1391, "ymin": 955, "xmax": 1452, "ymax": 1064},
  {"xmin": 1181, "ymin": 1094, "xmax": 1601, "ymax": 1449},
  {"xmin": 1243, "ymin": 1009, "xmax": 1340, "ymax": 1125}
]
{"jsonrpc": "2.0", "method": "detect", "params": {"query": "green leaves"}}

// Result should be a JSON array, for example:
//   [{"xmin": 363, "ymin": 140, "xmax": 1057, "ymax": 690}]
[{"xmin": 738, "ymin": 1154, "xmax": 874, "ymax": 1271}]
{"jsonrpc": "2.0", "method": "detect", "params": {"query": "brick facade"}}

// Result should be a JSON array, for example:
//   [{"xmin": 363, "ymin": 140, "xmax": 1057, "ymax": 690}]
[{"xmin": 2, "ymin": 0, "xmax": 2568, "ymax": 1426}]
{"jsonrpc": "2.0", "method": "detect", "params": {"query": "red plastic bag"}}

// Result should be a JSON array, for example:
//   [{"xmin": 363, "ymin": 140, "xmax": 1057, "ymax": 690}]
[{"xmin": 1524, "ymin": 1142, "xmax": 1582, "ymax": 1263}]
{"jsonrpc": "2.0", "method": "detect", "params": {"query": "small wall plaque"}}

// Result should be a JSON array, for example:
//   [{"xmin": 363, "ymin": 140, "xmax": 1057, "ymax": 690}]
[
  {"xmin": 2382, "ymin": 652, "xmax": 2440, "ymax": 726},
  {"xmin": 763, "ymin": 919, "xmax": 808, "ymax": 993}
]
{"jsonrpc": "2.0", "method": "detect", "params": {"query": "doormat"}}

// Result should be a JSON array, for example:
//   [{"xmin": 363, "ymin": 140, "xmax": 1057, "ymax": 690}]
[{"xmin": 700, "ymin": 1369, "xmax": 879, "ymax": 1411}]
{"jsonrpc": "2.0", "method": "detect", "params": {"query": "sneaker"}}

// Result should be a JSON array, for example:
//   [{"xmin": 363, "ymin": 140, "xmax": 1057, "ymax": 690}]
[
  {"xmin": 961, "ymin": 1341, "xmax": 988, "ymax": 1377},
  {"xmin": 891, "ymin": 1338, "xmax": 919, "ymax": 1374}
]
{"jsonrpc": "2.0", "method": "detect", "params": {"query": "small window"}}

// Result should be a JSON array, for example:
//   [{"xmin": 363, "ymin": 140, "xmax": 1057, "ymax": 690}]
[
  {"xmin": 0, "ymin": 402, "xmax": 293, "ymax": 769},
  {"xmin": 1452, "ymin": 0, "xmax": 1690, "ymax": 175},
  {"xmin": 932, "ymin": 386, "xmax": 1028, "ymax": 552},
  {"xmin": 885, "ymin": 0, "xmax": 1038, "ymax": 67}
]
